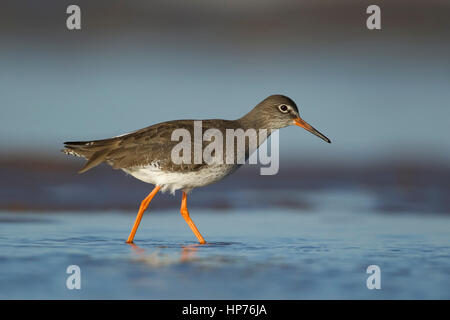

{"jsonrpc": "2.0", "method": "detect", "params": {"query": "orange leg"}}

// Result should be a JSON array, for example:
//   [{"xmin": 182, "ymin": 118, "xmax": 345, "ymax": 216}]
[
  {"xmin": 180, "ymin": 192, "xmax": 206, "ymax": 244},
  {"xmin": 126, "ymin": 185, "xmax": 161, "ymax": 243}
]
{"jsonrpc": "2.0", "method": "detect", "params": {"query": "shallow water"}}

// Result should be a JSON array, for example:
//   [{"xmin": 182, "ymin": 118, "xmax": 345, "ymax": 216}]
[{"xmin": 1, "ymin": 203, "xmax": 449, "ymax": 299}]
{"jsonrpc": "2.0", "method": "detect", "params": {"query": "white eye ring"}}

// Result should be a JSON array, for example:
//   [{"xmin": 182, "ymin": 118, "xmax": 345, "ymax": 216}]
[{"xmin": 278, "ymin": 104, "xmax": 289, "ymax": 113}]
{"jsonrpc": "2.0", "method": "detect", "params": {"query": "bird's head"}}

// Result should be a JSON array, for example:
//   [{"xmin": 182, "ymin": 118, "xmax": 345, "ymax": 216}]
[{"xmin": 242, "ymin": 94, "xmax": 331, "ymax": 143}]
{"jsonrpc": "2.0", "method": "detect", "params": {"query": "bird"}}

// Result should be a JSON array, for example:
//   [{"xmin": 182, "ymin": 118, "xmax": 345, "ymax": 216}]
[{"xmin": 62, "ymin": 94, "xmax": 331, "ymax": 244}]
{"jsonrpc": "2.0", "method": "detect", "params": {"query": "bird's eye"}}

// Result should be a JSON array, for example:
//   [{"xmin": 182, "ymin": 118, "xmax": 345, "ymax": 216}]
[{"xmin": 278, "ymin": 104, "xmax": 289, "ymax": 113}]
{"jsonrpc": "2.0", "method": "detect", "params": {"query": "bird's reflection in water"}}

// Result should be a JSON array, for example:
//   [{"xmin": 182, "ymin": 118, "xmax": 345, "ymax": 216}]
[{"xmin": 127, "ymin": 243, "xmax": 199, "ymax": 267}]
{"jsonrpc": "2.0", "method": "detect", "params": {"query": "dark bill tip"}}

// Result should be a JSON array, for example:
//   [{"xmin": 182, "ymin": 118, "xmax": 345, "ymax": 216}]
[{"xmin": 294, "ymin": 118, "xmax": 331, "ymax": 144}]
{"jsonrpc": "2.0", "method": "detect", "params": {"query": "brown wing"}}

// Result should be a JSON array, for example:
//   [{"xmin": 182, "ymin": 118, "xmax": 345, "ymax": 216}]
[{"xmin": 63, "ymin": 119, "xmax": 241, "ymax": 173}]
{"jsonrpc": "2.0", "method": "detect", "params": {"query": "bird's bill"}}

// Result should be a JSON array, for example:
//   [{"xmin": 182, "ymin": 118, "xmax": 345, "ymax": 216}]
[{"xmin": 293, "ymin": 117, "xmax": 331, "ymax": 143}]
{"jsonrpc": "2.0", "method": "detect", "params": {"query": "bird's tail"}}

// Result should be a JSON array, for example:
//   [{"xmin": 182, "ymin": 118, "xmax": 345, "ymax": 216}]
[{"xmin": 62, "ymin": 138, "xmax": 119, "ymax": 173}]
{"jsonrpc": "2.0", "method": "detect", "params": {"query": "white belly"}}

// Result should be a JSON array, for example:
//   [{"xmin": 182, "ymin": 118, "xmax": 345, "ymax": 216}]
[{"xmin": 122, "ymin": 164, "xmax": 239, "ymax": 194}]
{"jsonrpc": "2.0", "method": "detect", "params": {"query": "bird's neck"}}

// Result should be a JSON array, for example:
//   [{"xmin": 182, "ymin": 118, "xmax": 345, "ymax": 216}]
[
  {"xmin": 237, "ymin": 109, "xmax": 269, "ymax": 132},
  {"xmin": 235, "ymin": 111, "xmax": 274, "ymax": 152}
]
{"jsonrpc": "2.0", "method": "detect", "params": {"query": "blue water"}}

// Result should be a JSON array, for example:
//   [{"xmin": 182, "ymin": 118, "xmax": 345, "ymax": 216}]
[{"xmin": 1, "ymin": 195, "xmax": 449, "ymax": 299}]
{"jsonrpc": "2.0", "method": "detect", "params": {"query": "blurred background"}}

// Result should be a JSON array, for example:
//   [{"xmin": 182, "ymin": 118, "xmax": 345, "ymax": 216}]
[
  {"xmin": 0, "ymin": 0, "xmax": 449, "ymax": 212},
  {"xmin": 0, "ymin": 0, "xmax": 450, "ymax": 299}
]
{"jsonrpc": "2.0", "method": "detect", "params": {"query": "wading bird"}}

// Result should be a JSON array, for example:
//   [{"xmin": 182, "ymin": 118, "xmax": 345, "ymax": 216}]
[{"xmin": 62, "ymin": 95, "xmax": 330, "ymax": 244}]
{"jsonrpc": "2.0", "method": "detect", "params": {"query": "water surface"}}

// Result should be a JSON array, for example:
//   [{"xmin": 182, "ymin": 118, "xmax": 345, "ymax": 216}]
[{"xmin": 1, "ymin": 199, "xmax": 449, "ymax": 299}]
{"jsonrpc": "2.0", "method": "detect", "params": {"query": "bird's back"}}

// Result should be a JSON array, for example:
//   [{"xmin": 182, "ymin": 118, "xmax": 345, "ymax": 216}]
[{"xmin": 62, "ymin": 118, "xmax": 250, "ymax": 174}]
